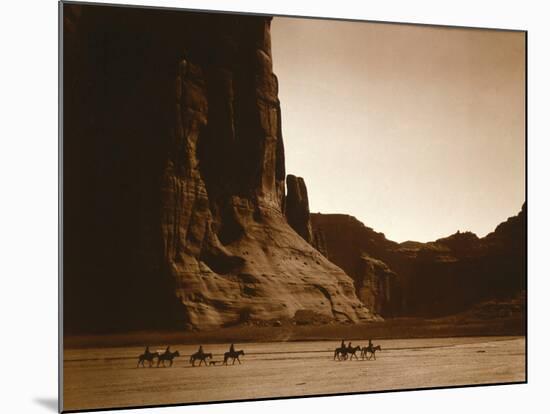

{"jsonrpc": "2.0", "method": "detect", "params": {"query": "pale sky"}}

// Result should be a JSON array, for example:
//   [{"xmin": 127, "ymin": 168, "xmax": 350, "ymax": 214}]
[{"xmin": 271, "ymin": 17, "xmax": 525, "ymax": 243}]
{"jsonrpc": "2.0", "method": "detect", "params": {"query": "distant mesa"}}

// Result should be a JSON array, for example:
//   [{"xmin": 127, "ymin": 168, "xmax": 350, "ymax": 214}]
[{"xmin": 311, "ymin": 204, "xmax": 526, "ymax": 317}]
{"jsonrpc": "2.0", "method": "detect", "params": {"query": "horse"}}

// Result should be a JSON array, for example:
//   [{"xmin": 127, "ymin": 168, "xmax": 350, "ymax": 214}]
[
  {"xmin": 137, "ymin": 351, "xmax": 159, "ymax": 368},
  {"xmin": 334, "ymin": 345, "xmax": 361, "ymax": 361},
  {"xmin": 334, "ymin": 346, "xmax": 347, "ymax": 361},
  {"xmin": 190, "ymin": 352, "xmax": 212, "ymax": 367},
  {"xmin": 223, "ymin": 349, "xmax": 245, "ymax": 365},
  {"xmin": 362, "ymin": 344, "xmax": 382, "ymax": 360},
  {"xmin": 157, "ymin": 350, "xmax": 180, "ymax": 367},
  {"xmin": 345, "ymin": 345, "xmax": 361, "ymax": 360}
]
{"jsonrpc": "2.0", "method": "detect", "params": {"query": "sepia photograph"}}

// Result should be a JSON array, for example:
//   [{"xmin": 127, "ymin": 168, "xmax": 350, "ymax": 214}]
[{"xmin": 61, "ymin": 1, "xmax": 526, "ymax": 412}]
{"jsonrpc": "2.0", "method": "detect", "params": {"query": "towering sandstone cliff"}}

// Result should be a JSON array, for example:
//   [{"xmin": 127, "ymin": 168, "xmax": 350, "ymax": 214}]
[{"xmin": 63, "ymin": 5, "xmax": 374, "ymax": 332}]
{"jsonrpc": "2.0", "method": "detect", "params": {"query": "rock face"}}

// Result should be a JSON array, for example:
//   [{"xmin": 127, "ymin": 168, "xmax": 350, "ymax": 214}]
[
  {"xmin": 285, "ymin": 175, "xmax": 313, "ymax": 243},
  {"xmin": 356, "ymin": 256, "xmax": 397, "ymax": 315},
  {"xmin": 63, "ymin": 4, "xmax": 374, "ymax": 332},
  {"xmin": 311, "ymin": 214, "xmax": 402, "ymax": 316},
  {"xmin": 311, "ymin": 205, "xmax": 526, "ymax": 317}
]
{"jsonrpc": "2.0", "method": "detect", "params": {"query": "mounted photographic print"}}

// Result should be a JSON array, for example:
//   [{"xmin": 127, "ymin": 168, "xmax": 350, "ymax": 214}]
[{"xmin": 60, "ymin": 1, "xmax": 526, "ymax": 412}]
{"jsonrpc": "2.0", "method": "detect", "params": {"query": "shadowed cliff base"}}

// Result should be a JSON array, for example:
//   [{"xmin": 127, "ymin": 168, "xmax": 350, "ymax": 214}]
[{"xmin": 65, "ymin": 300, "xmax": 525, "ymax": 348}]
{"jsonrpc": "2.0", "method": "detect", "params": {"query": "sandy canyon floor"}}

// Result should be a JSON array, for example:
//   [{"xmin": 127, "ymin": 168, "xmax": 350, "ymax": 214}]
[{"xmin": 63, "ymin": 336, "xmax": 525, "ymax": 411}]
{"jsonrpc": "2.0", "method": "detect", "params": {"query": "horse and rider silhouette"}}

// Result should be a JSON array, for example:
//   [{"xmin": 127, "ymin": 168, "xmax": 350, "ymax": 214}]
[
  {"xmin": 361, "ymin": 339, "xmax": 382, "ymax": 360},
  {"xmin": 137, "ymin": 346, "xmax": 180, "ymax": 368},
  {"xmin": 189, "ymin": 343, "xmax": 245, "ymax": 366},
  {"xmin": 190, "ymin": 345, "xmax": 213, "ymax": 367},
  {"xmin": 223, "ymin": 343, "xmax": 245, "ymax": 365},
  {"xmin": 334, "ymin": 340, "xmax": 361, "ymax": 361},
  {"xmin": 334, "ymin": 339, "xmax": 381, "ymax": 361},
  {"xmin": 157, "ymin": 346, "xmax": 180, "ymax": 367},
  {"xmin": 137, "ymin": 346, "xmax": 159, "ymax": 368}
]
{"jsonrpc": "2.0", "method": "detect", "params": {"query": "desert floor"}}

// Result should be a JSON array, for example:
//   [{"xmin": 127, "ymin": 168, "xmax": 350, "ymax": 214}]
[{"xmin": 62, "ymin": 336, "xmax": 525, "ymax": 411}]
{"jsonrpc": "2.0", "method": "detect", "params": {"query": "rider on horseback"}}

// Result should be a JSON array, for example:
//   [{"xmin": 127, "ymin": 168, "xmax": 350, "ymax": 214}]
[{"xmin": 229, "ymin": 343, "xmax": 235, "ymax": 353}]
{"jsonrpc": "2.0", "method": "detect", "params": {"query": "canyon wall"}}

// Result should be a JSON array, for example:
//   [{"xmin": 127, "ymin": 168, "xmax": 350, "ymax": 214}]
[
  {"xmin": 63, "ymin": 4, "xmax": 525, "ymax": 331},
  {"xmin": 311, "ymin": 204, "xmax": 526, "ymax": 317},
  {"xmin": 63, "ymin": 4, "xmax": 375, "ymax": 332}
]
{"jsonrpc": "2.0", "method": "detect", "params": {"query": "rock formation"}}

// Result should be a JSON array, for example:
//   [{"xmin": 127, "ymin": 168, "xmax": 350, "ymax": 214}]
[
  {"xmin": 355, "ymin": 255, "xmax": 397, "ymax": 315},
  {"xmin": 311, "ymin": 204, "xmax": 526, "ymax": 317},
  {"xmin": 62, "ymin": 3, "xmax": 525, "ymax": 331},
  {"xmin": 311, "ymin": 214, "xmax": 402, "ymax": 316},
  {"xmin": 63, "ymin": 4, "xmax": 375, "ymax": 332},
  {"xmin": 285, "ymin": 175, "xmax": 313, "ymax": 243}
]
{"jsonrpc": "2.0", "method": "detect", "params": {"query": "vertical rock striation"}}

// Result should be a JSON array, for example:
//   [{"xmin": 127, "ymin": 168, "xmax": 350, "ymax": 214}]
[
  {"xmin": 285, "ymin": 175, "xmax": 314, "ymax": 243},
  {"xmin": 63, "ymin": 4, "xmax": 375, "ymax": 332}
]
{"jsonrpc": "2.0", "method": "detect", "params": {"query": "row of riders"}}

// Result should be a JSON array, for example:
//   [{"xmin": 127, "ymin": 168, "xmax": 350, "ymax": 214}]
[
  {"xmin": 138, "ymin": 339, "xmax": 381, "ymax": 368},
  {"xmin": 334, "ymin": 339, "xmax": 382, "ymax": 361},
  {"xmin": 137, "ymin": 344, "xmax": 244, "ymax": 368}
]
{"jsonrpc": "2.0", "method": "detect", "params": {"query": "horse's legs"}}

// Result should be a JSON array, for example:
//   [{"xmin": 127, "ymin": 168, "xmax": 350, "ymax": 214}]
[{"xmin": 237, "ymin": 357, "xmax": 241, "ymax": 364}]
